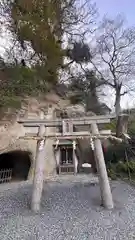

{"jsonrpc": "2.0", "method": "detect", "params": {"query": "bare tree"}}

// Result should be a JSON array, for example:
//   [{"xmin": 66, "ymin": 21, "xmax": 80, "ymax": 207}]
[{"xmin": 91, "ymin": 15, "xmax": 135, "ymax": 116}]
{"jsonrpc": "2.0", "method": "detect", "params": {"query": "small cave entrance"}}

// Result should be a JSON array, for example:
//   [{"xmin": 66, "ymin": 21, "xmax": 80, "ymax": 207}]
[{"xmin": 0, "ymin": 150, "xmax": 32, "ymax": 183}]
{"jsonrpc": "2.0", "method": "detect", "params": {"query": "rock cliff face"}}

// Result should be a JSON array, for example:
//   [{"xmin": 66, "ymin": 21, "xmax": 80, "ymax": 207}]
[
  {"xmin": 0, "ymin": 93, "xmax": 70, "ymax": 179},
  {"xmin": 0, "ymin": 95, "xmax": 97, "ymax": 179}
]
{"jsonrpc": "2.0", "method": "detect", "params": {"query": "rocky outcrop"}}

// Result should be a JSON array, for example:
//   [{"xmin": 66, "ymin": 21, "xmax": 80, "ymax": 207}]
[
  {"xmin": 63, "ymin": 104, "xmax": 86, "ymax": 118},
  {"xmin": 0, "ymin": 122, "xmax": 25, "ymax": 153},
  {"xmin": 0, "ymin": 93, "xmax": 70, "ymax": 179},
  {"xmin": 0, "ymin": 97, "xmax": 103, "ymax": 178}
]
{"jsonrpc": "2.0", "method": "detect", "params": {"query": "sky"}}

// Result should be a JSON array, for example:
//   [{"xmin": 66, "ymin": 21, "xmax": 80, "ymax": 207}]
[
  {"xmin": 95, "ymin": 0, "xmax": 135, "ymax": 109},
  {"xmin": 96, "ymin": 0, "xmax": 135, "ymax": 26}
]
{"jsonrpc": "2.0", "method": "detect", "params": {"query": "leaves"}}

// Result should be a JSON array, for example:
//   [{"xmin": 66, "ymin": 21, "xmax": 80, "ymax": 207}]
[
  {"xmin": 67, "ymin": 42, "xmax": 92, "ymax": 63},
  {"xmin": 68, "ymin": 70, "xmax": 106, "ymax": 114},
  {"xmin": 0, "ymin": 0, "xmax": 97, "ymax": 110},
  {"xmin": 10, "ymin": 0, "xmax": 64, "ymax": 83}
]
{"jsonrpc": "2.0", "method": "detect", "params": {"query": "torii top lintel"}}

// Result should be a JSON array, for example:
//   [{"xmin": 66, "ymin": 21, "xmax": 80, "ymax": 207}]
[{"xmin": 18, "ymin": 114, "xmax": 116, "ymax": 127}]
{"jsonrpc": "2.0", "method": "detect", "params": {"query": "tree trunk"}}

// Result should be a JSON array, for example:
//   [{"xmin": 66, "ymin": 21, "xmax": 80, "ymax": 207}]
[
  {"xmin": 115, "ymin": 86, "xmax": 121, "ymax": 118},
  {"xmin": 116, "ymin": 114, "xmax": 129, "ymax": 138}
]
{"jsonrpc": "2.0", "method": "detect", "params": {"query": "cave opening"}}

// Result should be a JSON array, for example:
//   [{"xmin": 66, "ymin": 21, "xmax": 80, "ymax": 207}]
[{"xmin": 0, "ymin": 150, "xmax": 31, "ymax": 183}]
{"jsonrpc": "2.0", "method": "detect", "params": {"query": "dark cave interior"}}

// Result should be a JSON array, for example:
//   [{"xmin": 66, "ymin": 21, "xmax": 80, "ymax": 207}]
[{"xmin": 0, "ymin": 150, "xmax": 31, "ymax": 182}]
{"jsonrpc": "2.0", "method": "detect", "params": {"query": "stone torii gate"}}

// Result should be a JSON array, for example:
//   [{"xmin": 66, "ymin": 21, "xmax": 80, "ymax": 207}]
[{"xmin": 18, "ymin": 112, "xmax": 119, "ymax": 213}]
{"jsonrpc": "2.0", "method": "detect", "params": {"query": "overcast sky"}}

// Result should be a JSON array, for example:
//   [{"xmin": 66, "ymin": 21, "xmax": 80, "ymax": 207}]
[{"xmin": 96, "ymin": 0, "xmax": 135, "ymax": 26}]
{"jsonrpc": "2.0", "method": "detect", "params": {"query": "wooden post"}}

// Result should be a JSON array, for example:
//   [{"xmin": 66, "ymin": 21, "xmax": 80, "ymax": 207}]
[
  {"xmin": 116, "ymin": 114, "xmax": 129, "ymax": 138},
  {"xmin": 55, "ymin": 147, "xmax": 60, "ymax": 174},
  {"xmin": 73, "ymin": 140, "xmax": 78, "ymax": 174},
  {"xmin": 91, "ymin": 123, "xmax": 114, "ymax": 209},
  {"xmin": 31, "ymin": 111, "xmax": 46, "ymax": 213}
]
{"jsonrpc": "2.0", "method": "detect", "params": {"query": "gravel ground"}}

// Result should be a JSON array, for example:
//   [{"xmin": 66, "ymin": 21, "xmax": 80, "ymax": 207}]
[{"xmin": 0, "ymin": 174, "xmax": 135, "ymax": 240}]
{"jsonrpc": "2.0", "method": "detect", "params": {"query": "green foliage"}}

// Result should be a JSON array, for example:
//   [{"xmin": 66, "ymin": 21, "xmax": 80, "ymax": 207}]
[
  {"xmin": 69, "ymin": 93, "xmax": 84, "ymax": 105},
  {"xmin": 67, "ymin": 42, "xmax": 92, "ymax": 63},
  {"xmin": 10, "ymin": 0, "xmax": 64, "ymax": 83},
  {"xmin": 107, "ymin": 160, "xmax": 135, "ymax": 180},
  {"xmin": 0, "ymin": 0, "xmax": 65, "ymax": 106},
  {"xmin": 0, "ymin": 64, "xmax": 54, "ymax": 108},
  {"xmin": 1, "ymin": 65, "xmax": 47, "ymax": 95},
  {"xmin": 0, "ymin": 0, "xmax": 96, "ymax": 110},
  {"xmin": 69, "ymin": 71, "xmax": 103, "ymax": 114},
  {"xmin": 104, "ymin": 143, "xmax": 127, "ymax": 165},
  {"xmin": 0, "ymin": 96, "xmax": 22, "ymax": 109},
  {"xmin": 104, "ymin": 110, "xmax": 135, "ymax": 137},
  {"xmin": 104, "ymin": 119, "xmax": 116, "ymax": 131},
  {"xmin": 127, "ymin": 161, "xmax": 135, "ymax": 173},
  {"xmin": 107, "ymin": 167, "xmax": 117, "ymax": 180},
  {"xmin": 128, "ymin": 119, "xmax": 135, "ymax": 136},
  {"xmin": 115, "ymin": 161, "xmax": 128, "ymax": 173},
  {"xmin": 122, "ymin": 108, "xmax": 135, "ymax": 136}
]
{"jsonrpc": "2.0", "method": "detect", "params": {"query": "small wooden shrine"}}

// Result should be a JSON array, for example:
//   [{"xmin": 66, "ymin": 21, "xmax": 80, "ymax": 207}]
[{"xmin": 53, "ymin": 139, "xmax": 78, "ymax": 174}]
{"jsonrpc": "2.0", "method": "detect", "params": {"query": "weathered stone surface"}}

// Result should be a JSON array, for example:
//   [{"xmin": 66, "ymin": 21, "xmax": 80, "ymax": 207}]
[
  {"xmin": 0, "ymin": 99, "xmax": 100, "ymax": 179},
  {"xmin": 63, "ymin": 104, "xmax": 86, "ymax": 118},
  {"xmin": 0, "ymin": 93, "xmax": 70, "ymax": 179},
  {"xmin": 0, "ymin": 123, "xmax": 25, "ymax": 153}
]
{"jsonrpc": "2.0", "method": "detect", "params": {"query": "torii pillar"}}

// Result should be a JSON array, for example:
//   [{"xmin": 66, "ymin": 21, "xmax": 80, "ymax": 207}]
[
  {"xmin": 31, "ymin": 111, "xmax": 46, "ymax": 213},
  {"xmin": 91, "ymin": 123, "xmax": 114, "ymax": 209}
]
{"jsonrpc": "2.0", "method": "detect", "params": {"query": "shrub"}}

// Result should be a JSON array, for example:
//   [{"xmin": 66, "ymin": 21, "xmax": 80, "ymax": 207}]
[
  {"xmin": 107, "ymin": 160, "xmax": 135, "ymax": 180},
  {"xmin": 115, "ymin": 161, "xmax": 128, "ymax": 173},
  {"xmin": 104, "ymin": 143, "xmax": 127, "ymax": 165},
  {"xmin": 107, "ymin": 167, "xmax": 117, "ymax": 180},
  {"xmin": 126, "ymin": 160, "xmax": 135, "ymax": 173},
  {"xmin": 115, "ymin": 160, "xmax": 135, "ymax": 174}
]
